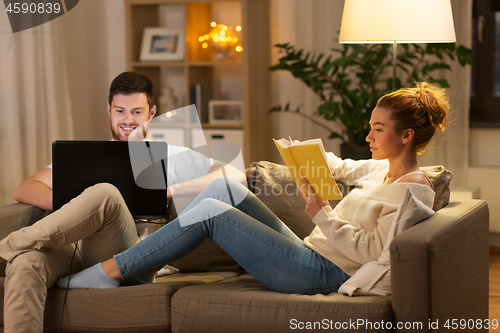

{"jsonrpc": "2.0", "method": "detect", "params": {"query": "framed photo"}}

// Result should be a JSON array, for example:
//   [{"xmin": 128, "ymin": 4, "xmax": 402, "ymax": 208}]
[
  {"xmin": 140, "ymin": 27, "xmax": 185, "ymax": 61},
  {"xmin": 209, "ymin": 100, "xmax": 243, "ymax": 125}
]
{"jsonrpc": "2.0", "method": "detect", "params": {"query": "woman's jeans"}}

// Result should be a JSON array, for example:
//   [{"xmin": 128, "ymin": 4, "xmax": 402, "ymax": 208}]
[{"xmin": 115, "ymin": 178, "xmax": 350, "ymax": 295}]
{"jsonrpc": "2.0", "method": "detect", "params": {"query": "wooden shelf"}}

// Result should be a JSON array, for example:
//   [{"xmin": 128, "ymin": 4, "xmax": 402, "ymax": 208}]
[
  {"xmin": 150, "ymin": 122, "xmax": 243, "ymax": 129},
  {"xmin": 125, "ymin": 0, "xmax": 273, "ymax": 166},
  {"xmin": 188, "ymin": 60, "xmax": 242, "ymax": 66},
  {"xmin": 202, "ymin": 123, "xmax": 243, "ymax": 129},
  {"xmin": 132, "ymin": 61, "xmax": 242, "ymax": 67},
  {"xmin": 132, "ymin": 61, "xmax": 186, "ymax": 67}
]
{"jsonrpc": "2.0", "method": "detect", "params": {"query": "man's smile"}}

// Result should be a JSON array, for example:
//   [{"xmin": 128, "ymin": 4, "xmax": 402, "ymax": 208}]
[{"xmin": 120, "ymin": 125, "xmax": 138, "ymax": 133}]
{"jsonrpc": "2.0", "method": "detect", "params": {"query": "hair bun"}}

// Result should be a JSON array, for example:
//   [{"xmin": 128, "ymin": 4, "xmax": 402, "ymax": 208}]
[
  {"xmin": 376, "ymin": 81, "xmax": 450, "ymax": 154},
  {"xmin": 415, "ymin": 82, "xmax": 449, "ymax": 132}
]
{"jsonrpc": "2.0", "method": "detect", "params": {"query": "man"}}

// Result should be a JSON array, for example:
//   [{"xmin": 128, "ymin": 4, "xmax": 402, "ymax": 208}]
[
  {"xmin": 1, "ymin": 72, "xmax": 245, "ymax": 332},
  {"xmin": 14, "ymin": 72, "xmax": 244, "ymax": 210}
]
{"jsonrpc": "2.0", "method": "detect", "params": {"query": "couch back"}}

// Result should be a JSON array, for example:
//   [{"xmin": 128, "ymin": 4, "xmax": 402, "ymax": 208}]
[{"xmin": 390, "ymin": 199, "xmax": 489, "ymax": 329}]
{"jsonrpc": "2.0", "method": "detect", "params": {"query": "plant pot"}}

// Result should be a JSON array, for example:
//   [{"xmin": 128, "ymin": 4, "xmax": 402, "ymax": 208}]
[{"xmin": 340, "ymin": 144, "xmax": 372, "ymax": 160}]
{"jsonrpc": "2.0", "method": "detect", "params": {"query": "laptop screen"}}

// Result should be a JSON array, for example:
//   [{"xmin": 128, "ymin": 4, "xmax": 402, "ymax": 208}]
[{"xmin": 52, "ymin": 141, "xmax": 168, "ymax": 218}]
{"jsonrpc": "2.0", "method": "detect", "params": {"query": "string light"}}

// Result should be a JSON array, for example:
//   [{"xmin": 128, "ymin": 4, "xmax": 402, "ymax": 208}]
[{"xmin": 198, "ymin": 21, "xmax": 243, "ymax": 57}]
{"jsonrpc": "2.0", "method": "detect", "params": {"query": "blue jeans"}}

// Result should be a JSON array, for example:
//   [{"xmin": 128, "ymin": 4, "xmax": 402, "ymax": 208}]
[{"xmin": 114, "ymin": 178, "xmax": 350, "ymax": 295}]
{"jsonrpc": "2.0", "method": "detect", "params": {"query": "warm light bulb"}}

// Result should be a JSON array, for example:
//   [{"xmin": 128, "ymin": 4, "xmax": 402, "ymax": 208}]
[
  {"xmin": 166, "ymin": 112, "xmax": 172, "ymax": 117},
  {"xmin": 213, "ymin": 36, "xmax": 219, "ymax": 42},
  {"xmin": 227, "ymin": 37, "xmax": 232, "ymax": 42},
  {"xmin": 233, "ymin": 37, "xmax": 238, "ymax": 43},
  {"xmin": 220, "ymin": 30, "xmax": 225, "ymax": 36},
  {"xmin": 236, "ymin": 46, "xmax": 243, "ymax": 52},
  {"xmin": 223, "ymin": 25, "xmax": 228, "ymax": 30},
  {"xmin": 202, "ymin": 42, "xmax": 208, "ymax": 48},
  {"xmin": 198, "ymin": 36, "xmax": 204, "ymax": 42},
  {"xmin": 236, "ymin": 26, "xmax": 242, "ymax": 32},
  {"xmin": 204, "ymin": 35, "xmax": 209, "ymax": 40},
  {"xmin": 211, "ymin": 22, "xmax": 217, "ymax": 27}
]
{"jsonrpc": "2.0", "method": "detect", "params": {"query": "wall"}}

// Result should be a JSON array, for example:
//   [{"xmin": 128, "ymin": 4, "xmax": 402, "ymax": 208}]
[
  {"xmin": 470, "ymin": 129, "xmax": 500, "ymax": 233},
  {"xmin": 269, "ymin": 0, "xmax": 345, "ymax": 161},
  {"xmin": 59, "ymin": 0, "xmax": 127, "ymax": 141}
]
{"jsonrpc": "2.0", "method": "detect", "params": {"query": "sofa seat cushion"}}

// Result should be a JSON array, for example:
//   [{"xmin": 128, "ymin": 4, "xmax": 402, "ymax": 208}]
[
  {"xmin": 0, "ymin": 272, "xmax": 241, "ymax": 332},
  {"xmin": 171, "ymin": 275, "xmax": 393, "ymax": 333}
]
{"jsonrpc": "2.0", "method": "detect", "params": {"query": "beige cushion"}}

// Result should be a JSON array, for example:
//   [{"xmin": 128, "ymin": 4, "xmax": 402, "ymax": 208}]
[
  {"xmin": 420, "ymin": 165, "xmax": 453, "ymax": 211},
  {"xmin": 1, "ymin": 272, "xmax": 238, "ymax": 332},
  {"xmin": 247, "ymin": 161, "xmax": 316, "ymax": 239},
  {"xmin": 171, "ymin": 274, "xmax": 392, "ymax": 333}
]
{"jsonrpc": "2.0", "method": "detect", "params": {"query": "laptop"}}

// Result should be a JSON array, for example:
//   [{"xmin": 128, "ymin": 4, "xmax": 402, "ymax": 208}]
[{"xmin": 52, "ymin": 141, "xmax": 168, "ymax": 218}]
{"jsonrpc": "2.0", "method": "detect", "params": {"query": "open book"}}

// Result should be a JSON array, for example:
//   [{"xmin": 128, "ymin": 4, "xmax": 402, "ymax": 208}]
[{"xmin": 273, "ymin": 138, "xmax": 343, "ymax": 200}]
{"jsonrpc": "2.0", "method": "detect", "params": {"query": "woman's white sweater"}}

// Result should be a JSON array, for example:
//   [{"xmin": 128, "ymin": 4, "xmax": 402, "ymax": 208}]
[{"xmin": 303, "ymin": 154, "xmax": 435, "ymax": 276}]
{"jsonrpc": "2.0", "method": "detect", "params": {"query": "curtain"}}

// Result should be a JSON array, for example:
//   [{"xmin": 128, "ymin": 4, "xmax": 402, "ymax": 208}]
[
  {"xmin": 418, "ymin": 0, "xmax": 472, "ymax": 187},
  {"xmin": 0, "ymin": 12, "xmax": 74, "ymax": 206},
  {"xmin": 270, "ymin": 0, "xmax": 345, "ymax": 158}
]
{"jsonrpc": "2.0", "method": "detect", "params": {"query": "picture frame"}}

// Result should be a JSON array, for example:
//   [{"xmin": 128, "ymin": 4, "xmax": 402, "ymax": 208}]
[
  {"xmin": 209, "ymin": 100, "xmax": 243, "ymax": 125},
  {"xmin": 140, "ymin": 27, "xmax": 185, "ymax": 61}
]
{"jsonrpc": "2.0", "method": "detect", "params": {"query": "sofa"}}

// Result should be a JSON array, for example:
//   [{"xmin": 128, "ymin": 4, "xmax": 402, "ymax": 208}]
[{"xmin": 0, "ymin": 161, "xmax": 489, "ymax": 332}]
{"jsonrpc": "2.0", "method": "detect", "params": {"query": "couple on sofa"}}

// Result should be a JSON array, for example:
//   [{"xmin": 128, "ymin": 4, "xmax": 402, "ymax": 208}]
[{"xmin": 0, "ymin": 71, "xmax": 448, "ymax": 333}]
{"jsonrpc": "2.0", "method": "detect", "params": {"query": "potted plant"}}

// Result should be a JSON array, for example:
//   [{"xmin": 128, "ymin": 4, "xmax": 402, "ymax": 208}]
[{"xmin": 269, "ymin": 42, "xmax": 473, "ymax": 159}]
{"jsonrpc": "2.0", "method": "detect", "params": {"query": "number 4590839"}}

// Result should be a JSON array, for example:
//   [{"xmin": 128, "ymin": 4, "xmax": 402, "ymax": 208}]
[{"xmin": 5, "ymin": 2, "xmax": 61, "ymax": 14}]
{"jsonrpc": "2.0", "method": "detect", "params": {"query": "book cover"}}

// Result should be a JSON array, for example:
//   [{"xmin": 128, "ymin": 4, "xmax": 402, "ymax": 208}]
[{"xmin": 273, "ymin": 138, "xmax": 343, "ymax": 200}]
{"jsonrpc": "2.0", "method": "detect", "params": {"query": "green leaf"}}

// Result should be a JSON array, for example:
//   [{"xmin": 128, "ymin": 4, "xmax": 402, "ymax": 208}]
[
  {"xmin": 328, "ymin": 132, "xmax": 343, "ymax": 140},
  {"xmin": 457, "ymin": 45, "xmax": 474, "ymax": 66}
]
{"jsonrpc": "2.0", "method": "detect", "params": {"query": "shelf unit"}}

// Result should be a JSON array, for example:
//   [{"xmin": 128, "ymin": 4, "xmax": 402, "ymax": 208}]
[{"xmin": 124, "ymin": 0, "xmax": 272, "ymax": 166}]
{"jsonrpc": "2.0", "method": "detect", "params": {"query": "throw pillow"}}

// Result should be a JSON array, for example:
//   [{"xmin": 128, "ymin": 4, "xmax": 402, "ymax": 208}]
[
  {"xmin": 420, "ymin": 165, "xmax": 453, "ymax": 211},
  {"xmin": 247, "ymin": 161, "xmax": 354, "ymax": 239},
  {"xmin": 338, "ymin": 185, "xmax": 434, "ymax": 296}
]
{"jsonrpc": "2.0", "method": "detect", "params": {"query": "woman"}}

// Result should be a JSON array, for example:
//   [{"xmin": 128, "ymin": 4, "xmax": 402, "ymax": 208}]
[{"xmin": 59, "ymin": 82, "xmax": 448, "ymax": 294}]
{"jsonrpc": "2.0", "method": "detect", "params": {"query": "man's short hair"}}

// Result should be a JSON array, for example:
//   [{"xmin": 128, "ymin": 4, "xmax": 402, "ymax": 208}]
[{"xmin": 108, "ymin": 72, "xmax": 154, "ymax": 108}]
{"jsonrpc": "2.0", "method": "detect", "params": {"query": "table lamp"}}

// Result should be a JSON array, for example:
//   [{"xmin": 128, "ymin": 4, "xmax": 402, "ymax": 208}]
[{"xmin": 339, "ymin": 0, "xmax": 457, "ymax": 90}]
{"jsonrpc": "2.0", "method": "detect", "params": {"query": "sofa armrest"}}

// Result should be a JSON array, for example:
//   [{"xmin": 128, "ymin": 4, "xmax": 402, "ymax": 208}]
[
  {"xmin": 390, "ymin": 200, "xmax": 489, "ymax": 332},
  {"xmin": 0, "ymin": 203, "xmax": 47, "ymax": 240}
]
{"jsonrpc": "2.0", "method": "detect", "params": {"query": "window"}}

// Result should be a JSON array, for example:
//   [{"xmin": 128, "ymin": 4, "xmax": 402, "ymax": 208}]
[{"xmin": 470, "ymin": 0, "xmax": 500, "ymax": 126}]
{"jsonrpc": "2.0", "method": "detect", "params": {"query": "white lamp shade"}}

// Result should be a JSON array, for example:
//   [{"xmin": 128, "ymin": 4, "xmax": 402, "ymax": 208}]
[{"xmin": 339, "ymin": 0, "xmax": 456, "ymax": 43}]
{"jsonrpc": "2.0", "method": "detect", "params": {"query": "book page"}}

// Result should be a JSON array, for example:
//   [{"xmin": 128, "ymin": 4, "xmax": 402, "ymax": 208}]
[{"xmin": 273, "ymin": 138, "xmax": 342, "ymax": 200}]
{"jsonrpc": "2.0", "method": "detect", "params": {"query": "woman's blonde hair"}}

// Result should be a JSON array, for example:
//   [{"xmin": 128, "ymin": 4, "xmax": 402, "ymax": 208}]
[{"xmin": 376, "ymin": 82, "xmax": 449, "ymax": 153}]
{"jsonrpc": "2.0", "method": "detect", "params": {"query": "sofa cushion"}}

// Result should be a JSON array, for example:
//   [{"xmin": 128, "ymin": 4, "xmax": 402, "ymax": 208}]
[
  {"xmin": 419, "ymin": 165, "xmax": 453, "ymax": 211},
  {"xmin": 0, "ymin": 272, "xmax": 240, "ymax": 332},
  {"xmin": 246, "ymin": 161, "xmax": 318, "ymax": 239},
  {"xmin": 171, "ymin": 274, "xmax": 393, "ymax": 333}
]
